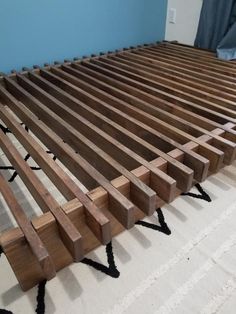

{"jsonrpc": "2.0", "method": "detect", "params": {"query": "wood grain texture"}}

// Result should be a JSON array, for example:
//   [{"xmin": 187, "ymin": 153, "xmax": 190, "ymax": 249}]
[
  {"xmin": 0, "ymin": 173, "xmax": 56, "ymax": 280},
  {"xmin": 0, "ymin": 42, "xmax": 235, "ymax": 291}
]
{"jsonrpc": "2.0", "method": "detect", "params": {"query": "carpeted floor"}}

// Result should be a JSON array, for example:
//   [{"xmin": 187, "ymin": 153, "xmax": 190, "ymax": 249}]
[{"xmin": 0, "ymin": 122, "xmax": 236, "ymax": 314}]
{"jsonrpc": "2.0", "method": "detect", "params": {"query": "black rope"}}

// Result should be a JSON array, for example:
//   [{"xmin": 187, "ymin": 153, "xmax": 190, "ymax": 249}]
[
  {"xmin": 0, "ymin": 246, "xmax": 3, "ymax": 257},
  {"xmin": 0, "ymin": 309, "xmax": 13, "ymax": 313},
  {"xmin": 20, "ymin": 123, "xmax": 29, "ymax": 133},
  {"xmin": 105, "ymin": 242, "xmax": 120, "ymax": 278},
  {"xmin": 181, "ymin": 183, "xmax": 212, "ymax": 202},
  {"xmin": 35, "ymin": 280, "xmax": 47, "ymax": 314},
  {"xmin": 46, "ymin": 151, "xmax": 57, "ymax": 162},
  {"xmin": 0, "ymin": 122, "xmax": 56, "ymax": 182},
  {"xmin": 0, "ymin": 124, "xmax": 11, "ymax": 135},
  {"xmin": 8, "ymin": 154, "xmax": 31, "ymax": 182},
  {"xmin": 136, "ymin": 208, "xmax": 171, "ymax": 235},
  {"xmin": 81, "ymin": 242, "xmax": 120, "ymax": 278},
  {"xmin": 0, "ymin": 151, "xmax": 57, "ymax": 183},
  {"xmin": 157, "ymin": 208, "xmax": 172, "ymax": 235},
  {"xmin": 0, "ymin": 166, "xmax": 14, "ymax": 171}
]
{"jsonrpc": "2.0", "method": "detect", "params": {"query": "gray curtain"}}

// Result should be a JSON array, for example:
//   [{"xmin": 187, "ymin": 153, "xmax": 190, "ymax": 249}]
[{"xmin": 195, "ymin": 0, "xmax": 236, "ymax": 60}]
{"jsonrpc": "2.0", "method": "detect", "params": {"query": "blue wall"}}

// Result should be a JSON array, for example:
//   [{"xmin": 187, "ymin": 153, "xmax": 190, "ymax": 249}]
[{"xmin": 0, "ymin": 0, "xmax": 167, "ymax": 73}]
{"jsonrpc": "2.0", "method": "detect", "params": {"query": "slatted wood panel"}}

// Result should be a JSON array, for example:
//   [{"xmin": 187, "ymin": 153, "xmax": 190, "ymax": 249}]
[{"xmin": 0, "ymin": 42, "xmax": 236, "ymax": 290}]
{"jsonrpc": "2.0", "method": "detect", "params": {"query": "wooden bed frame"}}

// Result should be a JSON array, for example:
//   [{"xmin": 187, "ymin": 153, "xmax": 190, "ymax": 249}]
[{"xmin": 0, "ymin": 42, "xmax": 236, "ymax": 291}]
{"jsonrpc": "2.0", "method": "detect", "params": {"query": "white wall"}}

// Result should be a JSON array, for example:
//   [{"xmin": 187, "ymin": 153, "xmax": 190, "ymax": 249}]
[{"xmin": 165, "ymin": 0, "xmax": 203, "ymax": 45}]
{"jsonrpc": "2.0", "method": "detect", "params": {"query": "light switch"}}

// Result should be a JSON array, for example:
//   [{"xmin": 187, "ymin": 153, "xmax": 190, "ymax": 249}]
[{"xmin": 169, "ymin": 8, "xmax": 177, "ymax": 24}]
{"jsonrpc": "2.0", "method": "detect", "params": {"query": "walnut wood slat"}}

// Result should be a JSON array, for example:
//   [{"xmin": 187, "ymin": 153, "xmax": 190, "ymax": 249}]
[
  {"xmin": 100, "ymin": 54, "xmax": 236, "ymax": 110},
  {"xmin": 80, "ymin": 55, "xmax": 236, "ymax": 127},
  {"xmin": 0, "ymin": 42, "xmax": 235, "ymax": 291},
  {"xmin": 0, "ymin": 128, "xmax": 83, "ymax": 262},
  {"xmin": 101, "ymin": 54, "xmax": 236, "ymax": 141},
  {"xmin": 94, "ymin": 56, "xmax": 236, "ymax": 138},
  {"xmin": 24, "ymin": 72, "xmax": 178, "ymax": 202},
  {"xmin": 123, "ymin": 49, "xmax": 236, "ymax": 91},
  {"xmin": 0, "ymin": 83, "xmax": 136, "ymax": 230},
  {"xmin": 151, "ymin": 45, "xmax": 236, "ymax": 72},
  {"xmin": 88, "ymin": 58, "xmax": 236, "ymax": 160},
  {"xmin": 10, "ymin": 75, "xmax": 157, "ymax": 216},
  {"xmin": 84, "ymin": 58, "xmax": 236, "ymax": 121},
  {"xmin": 163, "ymin": 42, "xmax": 216, "ymax": 56},
  {"xmin": 145, "ymin": 47, "xmax": 236, "ymax": 76},
  {"xmin": 67, "ymin": 61, "xmax": 225, "ymax": 171},
  {"xmin": 135, "ymin": 48, "xmax": 236, "ymax": 83},
  {"xmin": 161, "ymin": 42, "xmax": 236, "ymax": 67},
  {"xmin": 39, "ymin": 71, "xmax": 208, "ymax": 182},
  {"xmin": 0, "ymin": 173, "xmax": 56, "ymax": 280},
  {"xmin": 0, "ymin": 103, "xmax": 111, "ymax": 245},
  {"xmin": 33, "ymin": 69, "xmax": 195, "ymax": 190},
  {"xmin": 61, "ymin": 61, "xmax": 235, "ymax": 165},
  {"xmin": 111, "ymin": 52, "xmax": 236, "ymax": 102}
]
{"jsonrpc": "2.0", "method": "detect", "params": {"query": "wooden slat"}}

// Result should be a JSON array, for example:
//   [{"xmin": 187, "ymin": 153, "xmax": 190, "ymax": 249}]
[
  {"xmin": 153, "ymin": 44, "xmax": 236, "ymax": 71},
  {"xmin": 114, "ymin": 50, "xmax": 236, "ymax": 99},
  {"xmin": 26, "ymin": 72, "xmax": 178, "ymax": 201},
  {"xmin": 0, "ymin": 104, "xmax": 111, "ymax": 245},
  {"xmin": 104, "ymin": 53, "xmax": 236, "ymax": 142},
  {"xmin": 67, "ymin": 59, "xmax": 236, "ymax": 165},
  {"xmin": 39, "ymin": 67, "xmax": 208, "ymax": 183},
  {"xmin": 123, "ymin": 49, "xmax": 236, "ymax": 91},
  {"xmin": 0, "ymin": 128, "xmax": 83, "ymax": 261},
  {"xmin": 112, "ymin": 52, "xmax": 236, "ymax": 102},
  {"xmin": 37, "ymin": 67, "xmax": 209, "ymax": 182},
  {"xmin": 1, "ymin": 120, "xmax": 234, "ymax": 291},
  {"xmin": 102, "ymin": 54, "xmax": 236, "ymax": 110},
  {"xmin": 85, "ymin": 58, "xmax": 236, "ymax": 121},
  {"xmin": 79, "ymin": 55, "xmax": 236, "ymax": 125},
  {"xmin": 145, "ymin": 47, "xmax": 236, "ymax": 76},
  {"xmin": 67, "ymin": 61, "xmax": 225, "ymax": 171},
  {"xmin": 34, "ymin": 69, "xmax": 197, "ymax": 189},
  {"xmin": 135, "ymin": 48, "xmax": 236, "ymax": 83},
  {"xmin": 98, "ymin": 54, "xmax": 236, "ymax": 132},
  {"xmin": 0, "ymin": 120, "xmax": 231, "ymax": 290},
  {"xmin": 15, "ymin": 74, "xmax": 158, "ymax": 216},
  {"xmin": 162, "ymin": 42, "xmax": 236, "ymax": 66},
  {"xmin": 0, "ymin": 42, "xmax": 235, "ymax": 291},
  {"xmin": 0, "ymin": 81, "xmax": 136, "ymax": 229},
  {"xmin": 0, "ymin": 173, "xmax": 56, "ymax": 280},
  {"xmin": 91, "ymin": 59, "xmax": 235, "ymax": 164},
  {"xmin": 64, "ymin": 59, "xmax": 236, "ymax": 140}
]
